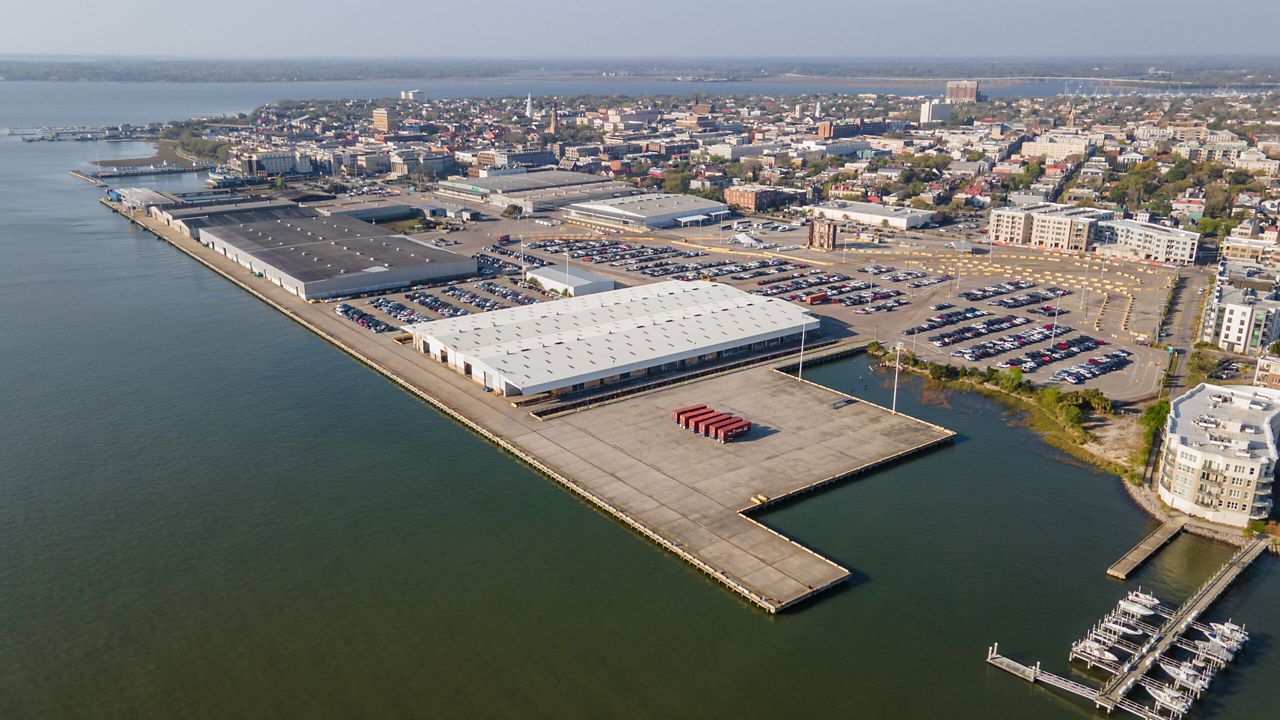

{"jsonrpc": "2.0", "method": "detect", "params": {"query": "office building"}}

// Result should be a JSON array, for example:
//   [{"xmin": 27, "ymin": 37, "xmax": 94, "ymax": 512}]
[
  {"xmin": 723, "ymin": 185, "xmax": 804, "ymax": 213},
  {"xmin": 919, "ymin": 100, "xmax": 952, "ymax": 125},
  {"xmin": 372, "ymin": 108, "xmax": 398, "ymax": 134},
  {"xmin": 407, "ymin": 280, "xmax": 819, "ymax": 396},
  {"xmin": 1158, "ymin": 383, "xmax": 1279, "ymax": 527},
  {"xmin": 1020, "ymin": 135, "xmax": 1093, "ymax": 162},
  {"xmin": 400, "ymin": 89, "xmax": 423, "ymax": 101}
]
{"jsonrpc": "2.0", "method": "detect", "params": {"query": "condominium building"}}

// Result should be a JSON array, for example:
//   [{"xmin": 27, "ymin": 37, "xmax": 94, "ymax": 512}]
[
  {"xmin": 723, "ymin": 184, "xmax": 804, "ymax": 213},
  {"xmin": 372, "ymin": 108, "xmax": 398, "ymax": 134},
  {"xmin": 1020, "ymin": 134, "xmax": 1093, "ymax": 163},
  {"xmin": 1094, "ymin": 219, "xmax": 1200, "ymax": 266},
  {"xmin": 919, "ymin": 100, "xmax": 952, "ymax": 125},
  {"xmin": 1158, "ymin": 383, "xmax": 1279, "ymax": 527},
  {"xmin": 1222, "ymin": 236, "xmax": 1280, "ymax": 267},
  {"xmin": 945, "ymin": 80, "xmax": 979, "ymax": 102},
  {"xmin": 987, "ymin": 203, "xmax": 1113, "ymax": 253},
  {"xmin": 1254, "ymin": 355, "xmax": 1280, "ymax": 390},
  {"xmin": 1200, "ymin": 267, "xmax": 1280, "ymax": 354}
]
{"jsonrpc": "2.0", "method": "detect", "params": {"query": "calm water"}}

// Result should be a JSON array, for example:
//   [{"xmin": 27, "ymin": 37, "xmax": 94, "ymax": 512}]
[{"xmin": 0, "ymin": 85, "xmax": 1275, "ymax": 719}]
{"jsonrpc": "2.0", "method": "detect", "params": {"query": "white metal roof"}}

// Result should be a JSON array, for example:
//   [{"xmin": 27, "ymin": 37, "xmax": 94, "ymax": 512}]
[{"xmin": 409, "ymin": 280, "xmax": 817, "ymax": 393}]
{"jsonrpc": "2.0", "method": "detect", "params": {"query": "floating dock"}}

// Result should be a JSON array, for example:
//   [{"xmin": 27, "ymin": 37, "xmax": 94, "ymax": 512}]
[
  {"xmin": 989, "ymin": 535, "xmax": 1271, "ymax": 718},
  {"xmin": 1107, "ymin": 517, "xmax": 1187, "ymax": 580}
]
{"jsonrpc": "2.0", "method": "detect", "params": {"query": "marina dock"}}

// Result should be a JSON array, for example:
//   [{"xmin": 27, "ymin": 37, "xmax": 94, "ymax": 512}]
[
  {"xmin": 989, "ymin": 535, "xmax": 1272, "ymax": 718},
  {"xmin": 1107, "ymin": 518, "xmax": 1187, "ymax": 580}
]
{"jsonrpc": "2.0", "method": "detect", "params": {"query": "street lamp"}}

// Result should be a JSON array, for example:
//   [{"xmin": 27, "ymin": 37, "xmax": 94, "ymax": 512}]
[{"xmin": 892, "ymin": 342, "xmax": 904, "ymax": 415}]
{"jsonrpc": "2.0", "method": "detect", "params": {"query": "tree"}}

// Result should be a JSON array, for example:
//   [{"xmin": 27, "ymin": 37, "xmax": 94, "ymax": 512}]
[
  {"xmin": 1061, "ymin": 405, "xmax": 1084, "ymax": 428},
  {"xmin": 502, "ymin": 204, "xmax": 524, "ymax": 219}
]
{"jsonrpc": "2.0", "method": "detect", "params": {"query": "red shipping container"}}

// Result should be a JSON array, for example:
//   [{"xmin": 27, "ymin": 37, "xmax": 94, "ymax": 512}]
[
  {"xmin": 703, "ymin": 415, "xmax": 741, "ymax": 437},
  {"xmin": 680, "ymin": 408, "xmax": 719, "ymax": 430},
  {"xmin": 694, "ymin": 412, "xmax": 729, "ymax": 435},
  {"xmin": 717, "ymin": 419, "xmax": 752, "ymax": 443},
  {"xmin": 672, "ymin": 404, "xmax": 706, "ymax": 423}
]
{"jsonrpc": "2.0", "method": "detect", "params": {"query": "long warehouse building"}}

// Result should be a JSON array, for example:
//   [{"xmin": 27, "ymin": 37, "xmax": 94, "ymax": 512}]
[
  {"xmin": 407, "ymin": 280, "xmax": 819, "ymax": 396},
  {"xmin": 201, "ymin": 215, "xmax": 476, "ymax": 300}
]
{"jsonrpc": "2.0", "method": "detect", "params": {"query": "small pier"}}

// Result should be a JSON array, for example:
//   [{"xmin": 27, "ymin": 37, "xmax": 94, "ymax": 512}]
[
  {"xmin": 988, "ymin": 535, "xmax": 1271, "ymax": 718},
  {"xmin": 1107, "ymin": 518, "xmax": 1187, "ymax": 580}
]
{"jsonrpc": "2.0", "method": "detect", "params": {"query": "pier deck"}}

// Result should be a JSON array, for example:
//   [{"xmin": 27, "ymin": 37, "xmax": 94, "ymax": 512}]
[
  {"xmin": 1107, "ymin": 517, "xmax": 1187, "ymax": 580},
  {"xmin": 103, "ymin": 200, "xmax": 954, "ymax": 612}
]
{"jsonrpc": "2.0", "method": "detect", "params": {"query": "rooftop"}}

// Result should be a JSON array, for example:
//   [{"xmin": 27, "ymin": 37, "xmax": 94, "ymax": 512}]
[
  {"xmin": 1168, "ymin": 383, "xmax": 1280, "ymax": 460},
  {"xmin": 566, "ymin": 193, "xmax": 729, "ymax": 220}
]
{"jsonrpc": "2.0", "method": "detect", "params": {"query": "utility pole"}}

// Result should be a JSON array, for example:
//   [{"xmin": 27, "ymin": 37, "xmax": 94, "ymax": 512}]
[{"xmin": 892, "ymin": 342, "xmax": 903, "ymax": 415}]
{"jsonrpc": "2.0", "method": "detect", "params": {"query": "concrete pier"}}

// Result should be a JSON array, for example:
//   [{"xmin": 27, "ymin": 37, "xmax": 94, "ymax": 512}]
[
  {"xmin": 1107, "ymin": 517, "xmax": 1187, "ymax": 579},
  {"xmin": 102, "ymin": 200, "xmax": 955, "ymax": 612}
]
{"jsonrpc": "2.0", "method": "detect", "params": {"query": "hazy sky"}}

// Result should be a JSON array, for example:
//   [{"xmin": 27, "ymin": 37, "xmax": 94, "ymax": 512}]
[{"xmin": 4, "ymin": 0, "xmax": 1279, "ymax": 58}]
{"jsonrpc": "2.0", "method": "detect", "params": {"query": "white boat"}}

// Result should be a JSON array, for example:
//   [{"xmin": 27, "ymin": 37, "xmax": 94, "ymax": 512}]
[
  {"xmin": 1201, "ymin": 629, "xmax": 1243, "ymax": 651},
  {"xmin": 1103, "ymin": 619, "xmax": 1144, "ymax": 636},
  {"xmin": 1117, "ymin": 599, "xmax": 1155, "ymax": 616},
  {"xmin": 1128, "ymin": 590, "xmax": 1161, "ymax": 607},
  {"xmin": 1077, "ymin": 640, "xmax": 1119, "ymax": 664},
  {"xmin": 1144, "ymin": 684, "xmax": 1192, "ymax": 713},
  {"xmin": 1210, "ymin": 621, "xmax": 1249, "ymax": 643},
  {"xmin": 1159, "ymin": 661, "xmax": 1209, "ymax": 691}
]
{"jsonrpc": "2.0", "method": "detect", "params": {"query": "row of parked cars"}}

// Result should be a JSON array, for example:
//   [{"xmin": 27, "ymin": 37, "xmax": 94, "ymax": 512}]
[
  {"xmin": 1050, "ymin": 350, "xmax": 1132, "ymax": 384},
  {"xmin": 996, "ymin": 336, "xmax": 1106, "ymax": 372},
  {"xmin": 907, "ymin": 275, "xmax": 952, "ymax": 289},
  {"xmin": 952, "ymin": 324, "xmax": 1075, "ymax": 362},
  {"xmin": 843, "ymin": 288, "xmax": 904, "ymax": 307},
  {"xmin": 929, "ymin": 315, "xmax": 1032, "ymax": 347},
  {"xmin": 478, "ymin": 280, "xmax": 540, "ymax": 306},
  {"xmin": 443, "ymin": 285, "xmax": 507, "ymax": 312},
  {"xmin": 406, "ymin": 291, "xmax": 469, "ymax": 318},
  {"xmin": 904, "ymin": 307, "xmax": 992, "ymax": 336},
  {"xmin": 479, "ymin": 245, "xmax": 551, "ymax": 271},
  {"xmin": 988, "ymin": 288, "xmax": 1070, "ymax": 309},
  {"xmin": 960, "ymin": 279, "xmax": 1037, "ymax": 301},
  {"xmin": 335, "ymin": 303, "xmax": 394, "ymax": 333},
  {"xmin": 858, "ymin": 264, "xmax": 897, "ymax": 275},
  {"xmin": 368, "ymin": 298, "xmax": 429, "ymax": 324},
  {"xmin": 882, "ymin": 270, "xmax": 928, "ymax": 283},
  {"xmin": 754, "ymin": 273, "xmax": 851, "ymax": 298},
  {"xmin": 674, "ymin": 258, "xmax": 798, "ymax": 282}
]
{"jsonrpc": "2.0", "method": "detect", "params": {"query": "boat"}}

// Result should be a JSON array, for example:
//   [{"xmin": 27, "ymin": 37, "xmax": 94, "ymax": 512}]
[
  {"xmin": 1144, "ymin": 684, "xmax": 1192, "ymax": 713},
  {"xmin": 1159, "ymin": 661, "xmax": 1210, "ymax": 692},
  {"xmin": 1103, "ymin": 618, "xmax": 1144, "ymax": 636},
  {"xmin": 1128, "ymin": 590, "xmax": 1161, "ymax": 607},
  {"xmin": 1077, "ymin": 639, "xmax": 1119, "ymax": 664},
  {"xmin": 1196, "ymin": 639, "xmax": 1235, "ymax": 663},
  {"xmin": 1210, "ymin": 621, "xmax": 1249, "ymax": 643},
  {"xmin": 1117, "ymin": 599, "xmax": 1155, "ymax": 617},
  {"xmin": 1201, "ymin": 629, "xmax": 1243, "ymax": 651}
]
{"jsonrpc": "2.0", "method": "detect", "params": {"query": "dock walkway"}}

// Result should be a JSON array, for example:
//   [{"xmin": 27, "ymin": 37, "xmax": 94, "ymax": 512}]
[
  {"xmin": 1097, "ymin": 535, "xmax": 1271, "ymax": 707},
  {"xmin": 1107, "ymin": 517, "xmax": 1187, "ymax": 579}
]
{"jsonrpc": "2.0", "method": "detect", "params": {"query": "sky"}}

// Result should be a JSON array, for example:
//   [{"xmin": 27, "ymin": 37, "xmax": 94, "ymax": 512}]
[{"xmin": 3, "ymin": 0, "xmax": 1279, "ymax": 59}]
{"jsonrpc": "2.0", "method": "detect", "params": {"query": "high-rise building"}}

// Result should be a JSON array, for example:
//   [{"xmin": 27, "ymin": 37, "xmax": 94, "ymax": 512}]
[
  {"xmin": 372, "ymin": 108, "xmax": 398, "ymax": 134},
  {"xmin": 1158, "ymin": 383, "xmax": 1279, "ymax": 527},
  {"xmin": 919, "ymin": 100, "xmax": 952, "ymax": 125},
  {"xmin": 945, "ymin": 80, "xmax": 980, "ymax": 103},
  {"xmin": 400, "ymin": 89, "xmax": 423, "ymax": 101}
]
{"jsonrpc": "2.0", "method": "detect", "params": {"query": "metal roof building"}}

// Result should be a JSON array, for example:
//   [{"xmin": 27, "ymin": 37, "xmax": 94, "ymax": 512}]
[
  {"xmin": 201, "ymin": 215, "xmax": 476, "ymax": 300},
  {"xmin": 525, "ymin": 266, "xmax": 615, "ymax": 297},
  {"xmin": 407, "ymin": 280, "xmax": 818, "ymax": 396},
  {"xmin": 564, "ymin": 194, "xmax": 731, "ymax": 228}
]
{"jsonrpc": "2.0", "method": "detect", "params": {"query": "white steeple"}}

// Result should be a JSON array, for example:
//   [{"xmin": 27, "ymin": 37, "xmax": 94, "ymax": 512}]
[{"xmin": 526, "ymin": 93, "xmax": 534, "ymax": 118}]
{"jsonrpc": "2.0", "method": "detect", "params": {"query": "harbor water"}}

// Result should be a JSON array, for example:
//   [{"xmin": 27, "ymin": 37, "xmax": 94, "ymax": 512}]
[{"xmin": 0, "ymin": 84, "xmax": 1275, "ymax": 719}]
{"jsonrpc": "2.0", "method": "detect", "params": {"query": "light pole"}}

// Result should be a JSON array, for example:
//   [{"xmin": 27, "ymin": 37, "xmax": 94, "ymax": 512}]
[
  {"xmin": 892, "ymin": 342, "xmax": 903, "ymax": 414},
  {"xmin": 798, "ymin": 323, "xmax": 807, "ymax": 380}
]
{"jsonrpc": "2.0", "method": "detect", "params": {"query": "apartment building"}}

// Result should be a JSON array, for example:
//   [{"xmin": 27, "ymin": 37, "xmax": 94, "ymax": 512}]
[
  {"xmin": 1020, "ymin": 134, "xmax": 1093, "ymax": 163},
  {"xmin": 987, "ymin": 203, "xmax": 1113, "ymax": 252},
  {"xmin": 945, "ymin": 80, "xmax": 979, "ymax": 102},
  {"xmin": 1094, "ymin": 219, "xmax": 1200, "ymax": 266},
  {"xmin": 1158, "ymin": 383, "xmax": 1279, "ymax": 528},
  {"xmin": 723, "ymin": 185, "xmax": 804, "ymax": 213},
  {"xmin": 1201, "ymin": 269, "xmax": 1280, "ymax": 355},
  {"xmin": 372, "ymin": 108, "xmax": 399, "ymax": 134}
]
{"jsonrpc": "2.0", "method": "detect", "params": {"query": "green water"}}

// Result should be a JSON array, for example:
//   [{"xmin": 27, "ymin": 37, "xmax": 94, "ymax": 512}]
[{"xmin": 1, "ymin": 103, "xmax": 1275, "ymax": 719}]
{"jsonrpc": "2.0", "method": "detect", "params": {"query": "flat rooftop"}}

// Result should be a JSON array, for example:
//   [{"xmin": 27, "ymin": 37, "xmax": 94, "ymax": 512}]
[
  {"xmin": 440, "ymin": 170, "xmax": 612, "ymax": 195},
  {"xmin": 515, "ymin": 365, "xmax": 955, "ymax": 610},
  {"xmin": 1168, "ymin": 383, "xmax": 1280, "ymax": 459},
  {"xmin": 814, "ymin": 200, "xmax": 933, "ymax": 219},
  {"xmin": 566, "ymin": 193, "xmax": 729, "ymax": 220},
  {"xmin": 201, "ymin": 215, "xmax": 466, "ymax": 283}
]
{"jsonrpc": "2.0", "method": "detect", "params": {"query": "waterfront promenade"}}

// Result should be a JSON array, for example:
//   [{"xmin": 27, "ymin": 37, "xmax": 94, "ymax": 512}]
[{"xmin": 104, "ymin": 200, "xmax": 954, "ymax": 611}]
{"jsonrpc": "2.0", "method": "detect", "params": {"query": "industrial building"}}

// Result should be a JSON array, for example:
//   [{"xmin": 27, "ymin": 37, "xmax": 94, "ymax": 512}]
[
  {"xmin": 525, "ymin": 266, "xmax": 615, "ymax": 296},
  {"xmin": 200, "ymin": 215, "xmax": 475, "ymax": 300},
  {"xmin": 810, "ymin": 200, "xmax": 936, "ymax": 229},
  {"xmin": 1158, "ymin": 383, "xmax": 1279, "ymax": 527},
  {"xmin": 435, "ymin": 170, "xmax": 638, "ymax": 212},
  {"xmin": 151, "ymin": 199, "xmax": 317, "ymax": 240},
  {"xmin": 407, "ymin": 280, "xmax": 818, "ymax": 396},
  {"xmin": 563, "ymin": 193, "xmax": 730, "ymax": 229}
]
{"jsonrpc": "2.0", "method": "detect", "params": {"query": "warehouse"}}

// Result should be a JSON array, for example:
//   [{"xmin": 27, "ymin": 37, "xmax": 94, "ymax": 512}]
[
  {"xmin": 201, "ymin": 215, "xmax": 476, "ymax": 300},
  {"xmin": 810, "ymin": 200, "xmax": 936, "ymax": 229},
  {"xmin": 407, "ymin": 280, "xmax": 818, "ymax": 396},
  {"xmin": 435, "ymin": 169, "xmax": 636, "ymax": 211},
  {"xmin": 526, "ymin": 266, "xmax": 616, "ymax": 296},
  {"xmin": 563, "ymin": 193, "xmax": 731, "ymax": 229}
]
